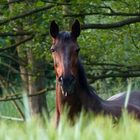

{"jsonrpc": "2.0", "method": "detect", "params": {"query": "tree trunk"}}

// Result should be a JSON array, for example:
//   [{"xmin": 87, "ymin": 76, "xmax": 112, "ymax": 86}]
[
  {"xmin": 8, "ymin": 0, "xmax": 49, "ymax": 118},
  {"xmin": 27, "ymin": 48, "xmax": 48, "ymax": 116}
]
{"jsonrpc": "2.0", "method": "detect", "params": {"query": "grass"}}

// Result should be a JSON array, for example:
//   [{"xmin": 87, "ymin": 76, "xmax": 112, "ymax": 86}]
[
  {"xmin": 0, "ymin": 80, "xmax": 139, "ymax": 140},
  {"xmin": 0, "ymin": 112, "xmax": 140, "ymax": 140}
]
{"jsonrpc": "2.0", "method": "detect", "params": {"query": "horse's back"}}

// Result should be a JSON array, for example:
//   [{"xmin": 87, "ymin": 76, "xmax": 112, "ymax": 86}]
[
  {"xmin": 102, "ymin": 91, "xmax": 140, "ymax": 118},
  {"xmin": 107, "ymin": 91, "xmax": 140, "ymax": 107}
]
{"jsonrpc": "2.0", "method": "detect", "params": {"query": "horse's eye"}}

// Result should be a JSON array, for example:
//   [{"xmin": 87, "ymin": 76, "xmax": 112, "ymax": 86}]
[
  {"xmin": 50, "ymin": 48, "xmax": 55, "ymax": 53},
  {"xmin": 76, "ymin": 48, "xmax": 80, "ymax": 53}
]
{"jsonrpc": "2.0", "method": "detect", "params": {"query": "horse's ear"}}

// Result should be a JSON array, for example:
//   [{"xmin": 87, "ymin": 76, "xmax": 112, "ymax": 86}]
[
  {"xmin": 50, "ymin": 20, "xmax": 59, "ymax": 38},
  {"xmin": 71, "ymin": 19, "xmax": 81, "ymax": 39}
]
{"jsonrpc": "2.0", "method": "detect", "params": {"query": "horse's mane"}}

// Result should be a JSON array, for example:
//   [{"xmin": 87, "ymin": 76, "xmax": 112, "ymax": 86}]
[
  {"xmin": 77, "ymin": 59, "xmax": 102, "ymax": 110},
  {"xmin": 77, "ymin": 60, "xmax": 100, "ymax": 97}
]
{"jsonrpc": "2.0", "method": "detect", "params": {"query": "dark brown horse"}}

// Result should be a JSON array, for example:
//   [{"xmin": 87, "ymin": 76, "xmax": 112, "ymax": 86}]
[{"xmin": 50, "ymin": 20, "xmax": 140, "ymax": 125}]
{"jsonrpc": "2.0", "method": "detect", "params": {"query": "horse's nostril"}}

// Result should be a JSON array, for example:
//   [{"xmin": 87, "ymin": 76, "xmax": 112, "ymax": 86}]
[
  {"xmin": 58, "ymin": 75, "xmax": 75, "ymax": 87},
  {"xmin": 58, "ymin": 76, "xmax": 63, "ymax": 83}
]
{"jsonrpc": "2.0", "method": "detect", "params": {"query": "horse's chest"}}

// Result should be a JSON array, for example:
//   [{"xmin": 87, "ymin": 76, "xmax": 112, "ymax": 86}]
[{"xmin": 61, "ymin": 96, "xmax": 82, "ymax": 115}]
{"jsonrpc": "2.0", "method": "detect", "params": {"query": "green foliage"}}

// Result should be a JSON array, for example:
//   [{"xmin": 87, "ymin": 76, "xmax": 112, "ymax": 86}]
[{"xmin": 0, "ymin": 102, "xmax": 20, "ymax": 117}]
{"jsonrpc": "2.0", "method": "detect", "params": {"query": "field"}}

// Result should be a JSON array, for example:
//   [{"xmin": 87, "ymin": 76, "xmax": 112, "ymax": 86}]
[
  {"xmin": 0, "ymin": 85, "xmax": 140, "ymax": 140},
  {"xmin": 0, "ymin": 112, "xmax": 140, "ymax": 140}
]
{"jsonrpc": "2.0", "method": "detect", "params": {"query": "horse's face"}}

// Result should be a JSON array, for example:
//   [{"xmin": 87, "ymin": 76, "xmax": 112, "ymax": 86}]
[{"xmin": 50, "ymin": 20, "xmax": 81, "ymax": 96}]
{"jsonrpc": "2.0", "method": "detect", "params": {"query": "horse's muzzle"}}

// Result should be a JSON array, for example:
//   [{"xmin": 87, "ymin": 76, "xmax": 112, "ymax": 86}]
[{"xmin": 58, "ymin": 75, "xmax": 76, "ymax": 96}]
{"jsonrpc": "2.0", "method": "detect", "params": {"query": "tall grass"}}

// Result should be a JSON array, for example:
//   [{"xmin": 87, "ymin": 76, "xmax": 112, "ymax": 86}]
[
  {"xmin": 0, "ymin": 112, "xmax": 140, "ymax": 140},
  {"xmin": 0, "ymin": 80, "xmax": 139, "ymax": 140}
]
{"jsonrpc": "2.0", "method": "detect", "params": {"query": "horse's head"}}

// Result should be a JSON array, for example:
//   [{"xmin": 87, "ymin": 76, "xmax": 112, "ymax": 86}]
[{"xmin": 50, "ymin": 20, "xmax": 81, "ymax": 96}]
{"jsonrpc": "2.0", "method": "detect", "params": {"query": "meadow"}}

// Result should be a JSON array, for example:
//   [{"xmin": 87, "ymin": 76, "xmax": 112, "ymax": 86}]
[
  {"xmin": 0, "ymin": 83, "xmax": 140, "ymax": 140},
  {"xmin": 0, "ymin": 111, "xmax": 140, "ymax": 140}
]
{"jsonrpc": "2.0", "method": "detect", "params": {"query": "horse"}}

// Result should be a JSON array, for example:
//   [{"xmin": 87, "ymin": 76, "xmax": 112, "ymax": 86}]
[{"xmin": 50, "ymin": 19, "xmax": 140, "ymax": 125}]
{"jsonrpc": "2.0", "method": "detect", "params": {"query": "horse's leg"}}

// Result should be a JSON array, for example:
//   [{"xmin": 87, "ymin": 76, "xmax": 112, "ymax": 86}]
[
  {"xmin": 55, "ymin": 82, "xmax": 62, "ymax": 127},
  {"xmin": 55, "ymin": 108, "xmax": 60, "ymax": 127}
]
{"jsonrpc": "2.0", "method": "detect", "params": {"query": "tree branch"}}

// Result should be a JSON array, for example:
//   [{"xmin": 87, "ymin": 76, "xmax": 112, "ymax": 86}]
[
  {"xmin": 84, "ymin": 62, "xmax": 125, "ymax": 67},
  {"xmin": 81, "ymin": 16, "xmax": 140, "ymax": 29},
  {"xmin": 8, "ymin": 0, "xmax": 25, "ymax": 4},
  {"xmin": 0, "ymin": 32, "xmax": 32, "ymax": 37},
  {"xmin": 0, "ymin": 62, "xmax": 19, "ymax": 73},
  {"xmin": 0, "ymin": 35, "xmax": 34, "ymax": 52},
  {"xmin": 89, "ymin": 72, "xmax": 140, "ymax": 82},
  {"xmin": 0, "ymin": 0, "xmax": 25, "ymax": 5},
  {"xmin": 0, "ymin": 88, "xmax": 48, "ymax": 102},
  {"xmin": 64, "ymin": 12, "xmax": 140, "ymax": 17},
  {"xmin": 84, "ymin": 61, "xmax": 140, "ymax": 69},
  {"xmin": 0, "ymin": 53, "xmax": 26, "ymax": 66},
  {"xmin": 0, "ymin": 115, "xmax": 24, "ymax": 121},
  {"xmin": 0, "ymin": 5, "xmax": 54, "ymax": 26}
]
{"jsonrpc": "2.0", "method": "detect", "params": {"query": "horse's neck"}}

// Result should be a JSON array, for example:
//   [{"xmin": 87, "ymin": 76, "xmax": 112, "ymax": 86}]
[
  {"xmin": 76, "ymin": 84, "xmax": 102, "ymax": 112},
  {"xmin": 77, "ymin": 61, "xmax": 103, "ymax": 112},
  {"xmin": 56, "ymin": 81, "xmax": 82, "ymax": 121},
  {"xmin": 56, "ymin": 81, "xmax": 103, "ymax": 117}
]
